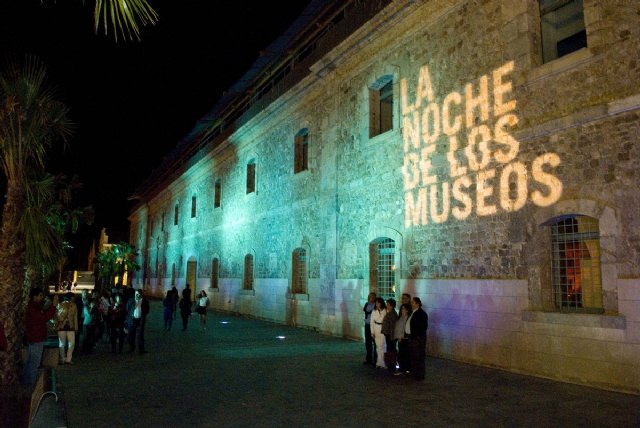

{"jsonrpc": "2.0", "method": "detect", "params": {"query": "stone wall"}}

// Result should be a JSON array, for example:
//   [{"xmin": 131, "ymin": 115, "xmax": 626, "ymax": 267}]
[{"xmin": 130, "ymin": 0, "xmax": 640, "ymax": 393}]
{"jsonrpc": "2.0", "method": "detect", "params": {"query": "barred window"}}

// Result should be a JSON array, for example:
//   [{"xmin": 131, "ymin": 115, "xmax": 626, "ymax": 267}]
[
  {"xmin": 243, "ymin": 254, "xmax": 254, "ymax": 290},
  {"xmin": 292, "ymin": 248, "xmax": 307, "ymax": 294},
  {"xmin": 550, "ymin": 215, "xmax": 602, "ymax": 312},
  {"xmin": 369, "ymin": 237, "xmax": 395, "ymax": 299},
  {"xmin": 539, "ymin": 0, "xmax": 587, "ymax": 63}
]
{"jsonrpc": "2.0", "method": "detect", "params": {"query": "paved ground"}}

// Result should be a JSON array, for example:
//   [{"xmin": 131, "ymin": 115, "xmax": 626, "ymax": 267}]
[{"xmin": 35, "ymin": 301, "xmax": 640, "ymax": 428}]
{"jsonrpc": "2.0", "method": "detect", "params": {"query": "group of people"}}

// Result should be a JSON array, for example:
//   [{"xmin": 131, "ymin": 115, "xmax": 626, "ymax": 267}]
[
  {"xmin": 21, "ymin": 286, "xmax": 151, "ymax": 390},
  {"xmin": 363, "ymin": 292, "xmax": 428, "ymax": 380},
  {"xmin": 162, "ymin": 284, "xmax": 210, "ymax": 332}
]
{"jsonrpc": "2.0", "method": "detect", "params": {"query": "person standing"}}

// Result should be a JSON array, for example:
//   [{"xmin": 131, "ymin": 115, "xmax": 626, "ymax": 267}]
[
  {"xmin": 22, "ymin": 288, "xmax": 58, "ymax": 389},
  {"xmin": 381, "ymin": 298, "xmax": 398, "ymax": 372},
  {"xmin": 126, "ymin": 288, "xmax": 150, "ymax": 354},
  {"xmin": 362, "ymin": 292, "xmax": 376, "ymax": 365},
  {"xmin": 195, "ymin": 290, "xmax": 210, "ymax": 330},
  {"xmin": 55, "ymin": 292, "xmax": 78, "ymax": 365},
  {"xmin": 179, "ymin": 285, "xmax": 192, "ymax": 331},
  {"xmin": 394, "ymin": 303, "xmax": 411, "ymax": 375},
  {"xmin": 371, "ymin": 297, "xmax": 387, "ymax": 369},
  {"xmin": 405, "ymin": 297, "xmax": 428, "ymax": 380},
  {"xmin": 163, "ymin": 290, "xmax": 175, "ymax": 331},
  {"xmin": 108, "ymin": 294, "xmax": 126, "ymax": 353},
  {"xmin": 171, "ymin": 286, "xmax": 179, "ymax": 320}
]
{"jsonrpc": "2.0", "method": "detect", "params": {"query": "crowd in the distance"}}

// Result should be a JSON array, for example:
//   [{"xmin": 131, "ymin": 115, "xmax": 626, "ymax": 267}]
[
  {"xmin": 21, "ymin": 283, "xmax": 211, "ymax": 391},
  {"xmin": 363, "ymin": 291, "xmax": 428, "ymax": 380}
]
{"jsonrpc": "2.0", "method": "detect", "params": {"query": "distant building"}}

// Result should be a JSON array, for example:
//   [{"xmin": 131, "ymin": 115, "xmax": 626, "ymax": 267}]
[{"xmin": 129, "ymin": 0, "xmax": 640, "ymax": 393}]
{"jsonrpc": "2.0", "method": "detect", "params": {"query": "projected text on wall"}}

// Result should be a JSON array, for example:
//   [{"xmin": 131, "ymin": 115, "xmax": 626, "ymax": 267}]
[{"xmin": 401, "ymin": 61, "xmax": 562, "ymax": 227}]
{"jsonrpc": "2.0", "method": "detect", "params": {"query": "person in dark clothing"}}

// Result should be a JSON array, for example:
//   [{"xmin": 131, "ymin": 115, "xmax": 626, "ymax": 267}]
[
  {"xmin": 108, "ymin": 294, "xmax": 126, "ymax": 353},
  {"xmin": 180, "ymin": 284, "xmax": 192, "ymax": 331},
  {"xmin": 405, "ymin": 297, "xmax": 428, "ymax": 380},
  {"xmin": 362, "ymin": 292, "xmax": 376, "ymax": 365}
]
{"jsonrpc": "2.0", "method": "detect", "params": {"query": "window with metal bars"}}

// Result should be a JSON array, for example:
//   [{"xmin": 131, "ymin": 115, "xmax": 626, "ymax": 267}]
[
  {"xmin": 243, "ymin": 254, "xmax": 254, "ymax": 290},
  {"xmin": 550, "ymin": 215, "xmax": 602, "ymax": 312},
  {"xmin": 211, "ymin": 258, "xmax": 219, "ymax": 289},
  {"xmin": 369, "ymin": 238, "xmax": 395, "ymax": 299},
  {"xmin": 291, "ymin": 248, "xmax": 307, "ymax": 294}
]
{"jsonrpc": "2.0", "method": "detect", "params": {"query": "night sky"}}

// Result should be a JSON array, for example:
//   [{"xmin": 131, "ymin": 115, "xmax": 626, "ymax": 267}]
[{"xmin": 0, "ymin": 0, "xmax": 311, "ymax": 267}]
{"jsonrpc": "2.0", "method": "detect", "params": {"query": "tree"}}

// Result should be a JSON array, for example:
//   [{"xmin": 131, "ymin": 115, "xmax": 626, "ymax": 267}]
[
  {"xmin": 0, "ymin": 56, "xmax": 73, "ymax": 389},
  {"xmin": 93, "ymin": 0, "xmax": 158, "ymax": 42},
  {"xmin": 95, "ymin": 242, "xmax": 140, "ymax": 292}
]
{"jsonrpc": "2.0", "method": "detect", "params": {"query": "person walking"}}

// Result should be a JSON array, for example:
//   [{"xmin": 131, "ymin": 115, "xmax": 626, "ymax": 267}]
[
  {"xmin": 55, "ymin": 292, "xmax": 78, "ymax": 365},
  {"xmin": 195, "ymin": 290, "xmax": 210, "ymax": 330},
  {"xmin": 22, "ymin": 288, "xmax": 58, "ymax": 390},
  {"xmin": 126, "ymin": 288, "xmax": 150, "ymax": 354}
]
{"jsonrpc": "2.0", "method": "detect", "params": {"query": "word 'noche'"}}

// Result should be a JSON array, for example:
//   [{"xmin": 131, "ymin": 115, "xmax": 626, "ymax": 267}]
[{"xmin": 401, "ymin": 61, "xmax": 562, "ymax": 227}]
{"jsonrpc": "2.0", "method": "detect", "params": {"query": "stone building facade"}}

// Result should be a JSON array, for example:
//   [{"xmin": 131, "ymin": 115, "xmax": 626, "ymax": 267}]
[{"xmin": 129, "ymin": 0, "xmax": 640, "ymax": 393}]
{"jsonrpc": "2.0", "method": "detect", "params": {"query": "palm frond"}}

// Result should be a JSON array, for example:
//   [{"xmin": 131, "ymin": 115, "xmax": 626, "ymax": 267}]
[{"xmin": 95, "ymin": 0, "xmax": 158, "ymax": 42}]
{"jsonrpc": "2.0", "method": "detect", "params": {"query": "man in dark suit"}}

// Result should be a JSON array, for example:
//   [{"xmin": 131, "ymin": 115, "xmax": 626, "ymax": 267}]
[{"xmin": 405, "ymin": 296, "xmax": 428, "ymax": 380}]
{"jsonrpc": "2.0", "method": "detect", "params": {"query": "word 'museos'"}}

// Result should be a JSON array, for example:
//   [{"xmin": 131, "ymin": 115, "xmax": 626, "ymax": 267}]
[{"xmin": 401, "ymin": 61, "xmax": 562, "ymax": 227}]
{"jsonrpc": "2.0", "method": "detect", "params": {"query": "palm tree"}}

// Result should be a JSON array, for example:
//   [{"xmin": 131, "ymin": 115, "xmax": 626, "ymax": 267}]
[
  {"xmin": 93, "ymin": 0, "xmax": 158, "ymax": 42},
  {"xmin": 0, "ymin": 57, "xmax": 73, "ymax": 388},
  {"xmin": 95, "ymin": 242, "xmax": 140, "ymax": 292}
]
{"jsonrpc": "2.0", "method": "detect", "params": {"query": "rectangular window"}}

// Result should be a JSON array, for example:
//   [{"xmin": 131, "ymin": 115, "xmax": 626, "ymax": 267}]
[
  {"xmin": 246, "ymin": 161, "xmax": 256, "ymax": 194},
  {"xmin": 191, "ymin": 195, "xmax": 197, "ymax": 218},
  {"xmin": 294, "ymin": 130, "xmax": 309, "ymax": 174},
  {"xmin": 369, "ymin": 78, "xmax": 393, "ymax": 138},
  {"xmin": 550, "ymin": 215, "xmax": 602, "ymax": 312},
  {"xmin": 540, "ymin": 0, "xmax": 587, "ymax": 63},
  {"xmin": 214, "ymin": 179, "xmax": 221, "ymax": 208},
  {"xmin": 174, "ymin": 205, "xmax": 179, "ymax": 226}
]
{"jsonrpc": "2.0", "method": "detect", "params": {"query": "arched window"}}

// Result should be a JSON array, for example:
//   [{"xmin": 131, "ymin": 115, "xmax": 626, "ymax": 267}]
[
  {"xmin": 191, "ymin": 195, "xmax": 197, "ymax": 218},
  {"xmin": 171, "ymin": 263, "xmax": 176, "ymax": 286},
  {"xmin": 174, "ymin": 204, "xmax": 179, "ymax": 225},
  {"xmin": 549, "ymin": 215, "xmax": 602, "ymax": 311},
  {"xmin": 211, "ymin": 258, "xmax": 219, "ymax": 289},
  {"xmin": 291, "ymin": 248, "xmax": 307, "ymax": 294},
  {"xmin": 243, "ymin": 254, "xmax": 254, "ymax": 290},
  {"xmin": 369, "ymin": 237, "xmax": 395, "ymax": 299}
]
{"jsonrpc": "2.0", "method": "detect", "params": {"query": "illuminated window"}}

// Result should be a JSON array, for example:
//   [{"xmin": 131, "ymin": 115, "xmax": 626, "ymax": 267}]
[
  {"xmin": 294, "ymin": 129, "xmax": 309, "ymax": 174},
  {"xmin": 191, "ymin": 195, "xmax": 197, "ymax": 218},
  {"xmin": 549, "ymin": 215, "xmax": 602, "ymax": 312},
  {"xmin": 539, "ymin": 0, "xmax": 587, "ymax": 63},
  {"xmin": 243, "ymin": 254, "xmax": 254, "ymax": 290},
  {"xmin": 174, "ymin": 204, "xmax": 179, "ymax": 226},
  {"xmin": 291, "ymin": 248, "xmax": 307, "ymax": 294},
  {"xmin": 246, "ymin": 160, "xmax": 256, "ymax": 194},
  {"xmin": 369, "ymin": 76, "xmax": 393, "ymax": 138},
  {"xmin": 211, "ymin": 258, "xmax": 219, "ymax": 289},
  {"xmin": 214, "ymin": 179, "xmax": 221, "ymax": 208},
  {"xmin": 369, "ymin": 237, "xmax": 395, "ymax": 299}
]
